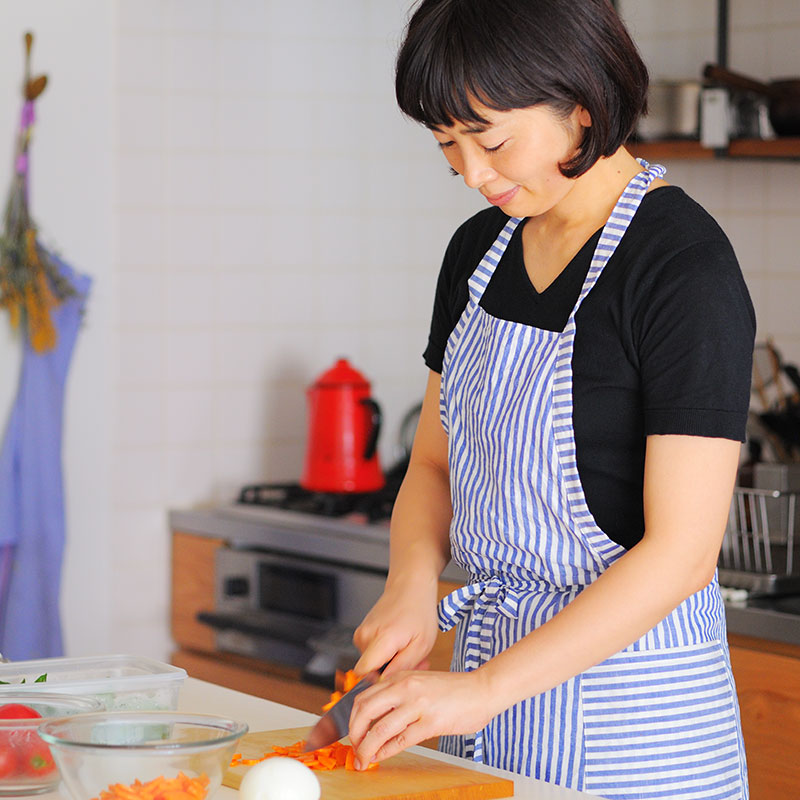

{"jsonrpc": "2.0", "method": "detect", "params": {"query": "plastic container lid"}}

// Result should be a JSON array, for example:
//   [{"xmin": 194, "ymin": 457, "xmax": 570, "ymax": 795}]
[{"xmin": 0, "ymin": 654, "xmax": 186, "ymax": 697}]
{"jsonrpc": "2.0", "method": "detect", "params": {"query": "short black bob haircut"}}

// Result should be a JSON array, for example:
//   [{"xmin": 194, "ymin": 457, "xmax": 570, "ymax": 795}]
[{"xmin": 395, "ymin": 0, "xmax": 649, "ymax": 178}]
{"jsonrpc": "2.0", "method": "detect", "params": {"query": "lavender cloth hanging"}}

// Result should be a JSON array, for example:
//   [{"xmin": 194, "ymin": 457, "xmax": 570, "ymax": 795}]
[{"xmin": 0, "ymin": 253, "xmax": 91, "ymax": 659}]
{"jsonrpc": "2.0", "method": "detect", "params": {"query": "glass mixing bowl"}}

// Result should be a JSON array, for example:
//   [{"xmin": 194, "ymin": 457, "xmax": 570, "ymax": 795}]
[{"xmin": 38, "ymin": 711, "xmax": 247, "ymax": 800}]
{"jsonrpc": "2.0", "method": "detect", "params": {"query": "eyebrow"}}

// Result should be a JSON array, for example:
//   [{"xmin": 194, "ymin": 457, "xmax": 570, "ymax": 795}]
[{"xmin": 429, "ymin": 123, "xmax": 490, "ymax": 136}]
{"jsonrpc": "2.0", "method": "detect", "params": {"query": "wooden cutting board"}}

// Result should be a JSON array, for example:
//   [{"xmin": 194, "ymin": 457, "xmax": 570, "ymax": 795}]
[{"xmin": 223, "ymin": 728, "xmax": 514, "ymax": 800}]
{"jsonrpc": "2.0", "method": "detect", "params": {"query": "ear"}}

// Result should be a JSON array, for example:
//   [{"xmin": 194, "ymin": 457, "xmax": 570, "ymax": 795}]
[{"xmin": 576, "ymin": 105, "xmax": 592, "ymax": 128}]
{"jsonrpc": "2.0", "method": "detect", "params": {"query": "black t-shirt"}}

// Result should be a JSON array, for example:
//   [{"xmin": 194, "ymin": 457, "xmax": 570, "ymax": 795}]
[{"xmin": 424, "ymin": 186, "xmax": 755, "ymax": 550}]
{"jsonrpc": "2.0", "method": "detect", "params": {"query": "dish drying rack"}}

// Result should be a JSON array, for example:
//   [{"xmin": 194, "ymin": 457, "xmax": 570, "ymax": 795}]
[{"xmin": 719, "ymin": 487, "xmax": 800, "ymax": 595}]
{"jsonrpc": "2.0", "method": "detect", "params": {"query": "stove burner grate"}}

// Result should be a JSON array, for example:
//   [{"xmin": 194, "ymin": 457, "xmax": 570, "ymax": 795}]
[{"xmin": 237, "ymin": 462, "xmax": 406, "ymax": 523}]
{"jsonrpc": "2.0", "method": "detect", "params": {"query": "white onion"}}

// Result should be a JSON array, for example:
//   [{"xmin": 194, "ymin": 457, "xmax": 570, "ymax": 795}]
[{"xmin": 238, "ymin": 757, "xmax": 321, "ymax": 800}]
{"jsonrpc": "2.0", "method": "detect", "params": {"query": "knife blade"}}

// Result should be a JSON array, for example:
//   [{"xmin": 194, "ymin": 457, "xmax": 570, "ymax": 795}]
[{"xmin": 302, "ymin": 668, "xmax": 382, "ymax": 752}]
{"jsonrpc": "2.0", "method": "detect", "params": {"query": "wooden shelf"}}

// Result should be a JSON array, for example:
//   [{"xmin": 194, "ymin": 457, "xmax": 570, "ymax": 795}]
[
  {"xmin": 629, "ymin": 137, "xmax": 800, "ymax": 161},
  {"xmin": 630, "ymin": 139, "xmax": 714, "ymax": 161},
  {"xmin": 728, "ymin": 137, "xmax": 800, "ymax": 158}
]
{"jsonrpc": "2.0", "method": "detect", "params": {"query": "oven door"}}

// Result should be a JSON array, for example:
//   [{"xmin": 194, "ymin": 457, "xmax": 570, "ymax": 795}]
[{"xmin": 197, "ymin": 547, "xmax": 386, "ymax": 683}]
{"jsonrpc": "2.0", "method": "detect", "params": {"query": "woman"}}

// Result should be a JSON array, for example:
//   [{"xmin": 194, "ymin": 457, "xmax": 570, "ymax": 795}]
[{"xmin": 348, "ymin": 1, "xmax": 754, "ymax": 797}]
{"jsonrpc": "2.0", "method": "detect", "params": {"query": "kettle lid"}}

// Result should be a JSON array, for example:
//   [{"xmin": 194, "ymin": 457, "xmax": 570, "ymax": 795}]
[{"xmin": 313, "ymin": 357, "xmax": 370, "ymax": 388}]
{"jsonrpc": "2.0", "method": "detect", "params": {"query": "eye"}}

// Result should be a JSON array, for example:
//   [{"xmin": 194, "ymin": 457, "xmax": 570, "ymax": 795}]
[
  {"xmin": 448, "ymin": 167, "xmax": 459, "ymax": 176},
  {"xmin": 437, "ymin": 140, "xmax": 455, "ymax": 150},
  {"xmin": 482, "ymin": 140, "xmax": 507, "ymax": 154}
]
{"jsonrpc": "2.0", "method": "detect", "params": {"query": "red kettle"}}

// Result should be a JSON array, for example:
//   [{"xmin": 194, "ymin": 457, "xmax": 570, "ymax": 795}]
[{"xmin": 300, "ymin": 358, "xmax": 385, "ymax": 493}]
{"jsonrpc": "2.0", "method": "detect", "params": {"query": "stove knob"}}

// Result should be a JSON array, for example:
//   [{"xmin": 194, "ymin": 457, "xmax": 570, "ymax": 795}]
[{"xmin": 223, "ymin": 576, "xmax": 250, "ymax": 597}]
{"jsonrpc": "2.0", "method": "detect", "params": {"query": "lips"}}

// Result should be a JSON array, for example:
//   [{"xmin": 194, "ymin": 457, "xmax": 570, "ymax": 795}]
[{"xmin": 485, "ymin": 185, "xmax": 520, "ymax": 206}]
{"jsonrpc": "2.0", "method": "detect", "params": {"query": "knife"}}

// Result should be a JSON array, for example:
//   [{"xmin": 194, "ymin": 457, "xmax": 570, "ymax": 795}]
[{"xmin": 302, "ymin": 667, "xmax": 383, "ymax": 752}]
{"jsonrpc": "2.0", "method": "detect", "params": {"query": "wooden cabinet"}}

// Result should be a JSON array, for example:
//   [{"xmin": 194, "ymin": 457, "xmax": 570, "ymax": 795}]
[
  {"xmin": 728, "ymin": 634, "xmax": 800, "ymax": 800},
  {"xmin": 171, "ymin": 531, "xmax": 225, "ymax": 654}
]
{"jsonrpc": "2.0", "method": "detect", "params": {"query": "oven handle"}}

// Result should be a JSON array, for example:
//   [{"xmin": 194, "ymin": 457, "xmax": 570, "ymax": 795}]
[{"xmin": 196, "ymin": 610, "xmax": 313, "ymax": 644}]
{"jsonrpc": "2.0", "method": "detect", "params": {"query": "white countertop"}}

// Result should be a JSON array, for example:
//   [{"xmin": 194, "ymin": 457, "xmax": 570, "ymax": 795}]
[
  {"xmin": 30, "ymin": 677, "xmax": 599, "ymax": 800},
  {"xmin": 179, "ymin": 678, "xmax": 598, "ymax": 800}
]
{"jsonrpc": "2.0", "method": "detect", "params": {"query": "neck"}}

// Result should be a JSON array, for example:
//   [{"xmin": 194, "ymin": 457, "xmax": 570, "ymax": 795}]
[{"xmin": 545, "ymin": 147, "xmax": 645, "ymax": 232}]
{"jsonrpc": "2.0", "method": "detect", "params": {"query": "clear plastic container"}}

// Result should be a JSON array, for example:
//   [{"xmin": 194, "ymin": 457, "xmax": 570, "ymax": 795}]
[
  {"xmin": 0, "ymin": 655, "xmax": 186, "ymax": 712},
  {"xmin": 0, "ymin": 692, "xmax": 103, "ymax": 796}
]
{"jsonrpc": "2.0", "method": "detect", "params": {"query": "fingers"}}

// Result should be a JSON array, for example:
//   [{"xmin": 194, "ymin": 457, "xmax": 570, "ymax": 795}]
[
  {"xmin": 346, "ymin": 670, "xmax": 491, "ymax": 772},
  {"xmin": 353, "ymin": 635, "xmax": 398, "ymax": 676},
  {"xmin": 349, "ymin": 683, "xmax": 430, "ymax": 770},
  {"xmin": 347, "ymin": 680, "xmax": 391, "ymax": 750},
  {"xmin": 352, "ymin": 617, "xmax": 377, "ymax": 654},
  {"xmin": 354, "ymin": 630, "xmax": 431, "ymax": 677},
  {"xmin": 354, "ymin": 719, "xmax": 430, "ymax": 770},
  {"xmin": 380, "ymin": 638, "xmax": 431, "ymax": 676}
]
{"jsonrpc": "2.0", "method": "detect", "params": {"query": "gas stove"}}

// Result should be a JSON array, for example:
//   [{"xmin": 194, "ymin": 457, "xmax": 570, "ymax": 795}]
[{"xmin": 235, "ymin": 480, "xmax": 398, "ymax": 524}]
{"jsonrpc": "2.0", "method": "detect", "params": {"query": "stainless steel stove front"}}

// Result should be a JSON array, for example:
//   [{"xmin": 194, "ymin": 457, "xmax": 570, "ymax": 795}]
[{"xmin": 197, "ymin": 545, "xmax": 387, "ymax": 685}]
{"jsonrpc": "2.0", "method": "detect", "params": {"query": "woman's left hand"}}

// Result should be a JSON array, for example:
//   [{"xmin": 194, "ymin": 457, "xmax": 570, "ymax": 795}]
[{"xmin": 348, "ymin": 668, "xmax": 496, "ymax": 770}]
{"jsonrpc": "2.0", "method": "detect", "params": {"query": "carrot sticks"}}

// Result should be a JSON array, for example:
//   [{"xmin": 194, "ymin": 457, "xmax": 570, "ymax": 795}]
[
  {"xmin": 229, "ymin": 670, "xmax": 378, "ymax": 772},
  {"xmin": 92, "ymin": 772, "xmax": 210, "ymax": 800},
  {"xmin": 230, "ymin": 740, "xmax": 377, "ymax": 772}
]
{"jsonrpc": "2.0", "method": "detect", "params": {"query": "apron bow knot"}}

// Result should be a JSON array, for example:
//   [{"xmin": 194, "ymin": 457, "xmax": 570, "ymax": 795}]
[{"xmin": 437, "ymin": 575, "xmax": 521, "ymax": 634}]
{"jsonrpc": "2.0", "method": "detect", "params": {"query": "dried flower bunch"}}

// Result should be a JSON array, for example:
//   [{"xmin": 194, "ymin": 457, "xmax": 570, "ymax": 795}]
[{"xmin": 0, "ymin": 32, "xmax": 77, "ymax": 352}]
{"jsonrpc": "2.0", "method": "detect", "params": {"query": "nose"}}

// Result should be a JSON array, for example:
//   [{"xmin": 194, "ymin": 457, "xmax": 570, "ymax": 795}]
[{"xmin": 461, "ymin": 152, "xmax": 496, "ymax": 190}]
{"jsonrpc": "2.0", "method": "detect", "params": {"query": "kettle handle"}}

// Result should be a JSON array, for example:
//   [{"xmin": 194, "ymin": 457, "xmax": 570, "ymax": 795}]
[{"xmin": 360, "ymin": 398, "xmax": 382, "ymax": 461}]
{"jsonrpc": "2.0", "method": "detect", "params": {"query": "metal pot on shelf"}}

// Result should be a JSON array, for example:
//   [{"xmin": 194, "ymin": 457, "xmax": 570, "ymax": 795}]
[
  {"xmin": 636, "ymin": 80, "xmax": 702, "ymax": 140},
  {"xmin": 703, "ymin": 63, "xmax": 800, "ymax": 137}
]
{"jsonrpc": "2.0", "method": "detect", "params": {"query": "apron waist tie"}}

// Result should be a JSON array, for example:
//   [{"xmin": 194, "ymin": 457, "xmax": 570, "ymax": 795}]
[{"xmin": 437, "ymin": 576, "xmax": 522, "ymax": 633}]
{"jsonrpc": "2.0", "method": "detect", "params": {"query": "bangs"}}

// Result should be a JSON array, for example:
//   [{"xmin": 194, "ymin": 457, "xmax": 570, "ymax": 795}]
[
  {"xmin": 395, "ymin": 4, "xmax": 517, "ymax": 128},
  {"xmin": 397, "ymin": 52, "xmax": 495, "ymax": 129}
]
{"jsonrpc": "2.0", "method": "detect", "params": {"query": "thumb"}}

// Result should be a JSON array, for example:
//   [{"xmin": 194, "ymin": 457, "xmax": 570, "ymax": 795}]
[{"xmin": 354, "ymin": 637, "xmax": 399, "ymax": 677}]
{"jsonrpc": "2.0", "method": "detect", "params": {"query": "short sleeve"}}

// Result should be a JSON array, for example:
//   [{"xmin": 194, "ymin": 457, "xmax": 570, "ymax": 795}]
[
  {"xmin": 636, "ymin": 239, "xmax": 755, "ymax": 441},
  {"xmin": 422, "ymin": 217, "xmax": 480, "ymax": 373},
  {"xmin": 422, "ymin": 248, "xmax": 457, "ymax": 373}
]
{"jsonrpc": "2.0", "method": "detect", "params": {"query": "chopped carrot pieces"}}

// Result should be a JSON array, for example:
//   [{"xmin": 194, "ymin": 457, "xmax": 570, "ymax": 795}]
[
  {"xmin": 93, "ymin": 772, "xmax": 210, "ymax": 800},
  {"xmin": 229, "ymin": 740, "xmax": 378, "ymax": 772},
  {"xmin": 340, "ymin": 669, "xmax": 360, "ymax": 693},
  {"xmin": 229, "ymin": 669, "xmax": 382, "ymax": 773},
  {"xmin": 321, "ymin": 692, "xmax": 342, "ymax": 712}
]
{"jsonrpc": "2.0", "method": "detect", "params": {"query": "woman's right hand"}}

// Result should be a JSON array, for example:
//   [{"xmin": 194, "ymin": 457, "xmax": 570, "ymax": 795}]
[{"xmin": 352, "ymin": 576, "xmax": 440, "ymax": 678}]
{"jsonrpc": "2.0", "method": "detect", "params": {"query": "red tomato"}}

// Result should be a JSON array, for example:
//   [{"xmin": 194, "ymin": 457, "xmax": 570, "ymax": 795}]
[
  {"xmin": 18, "ymin": 742, "xmax": 55, "ymax": 776},
  {"xmin": 0, "ymin": 746, "xmax": 16, "ymax": 779},
  {"xmin": 0, "ymin": 704, "xmax": 41, "ymax": 720}
]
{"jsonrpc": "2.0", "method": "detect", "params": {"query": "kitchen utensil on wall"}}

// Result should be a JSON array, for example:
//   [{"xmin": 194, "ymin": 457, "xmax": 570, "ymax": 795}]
[
  {"xmin": 301, "ymin": 359, "xmax": 385, "ymax": 494},
  {"xmin": 750, "ymin": 341, "xmax": 800, "ymax": 462},
  {"xmin": 703, "ymin": 63, "xmax": 800, "ymax": 136}
]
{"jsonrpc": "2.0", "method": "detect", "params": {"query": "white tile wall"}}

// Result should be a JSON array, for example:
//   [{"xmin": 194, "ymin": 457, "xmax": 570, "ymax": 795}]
[
  {"xmin": 107, "ymin": 0, "xmax": 481, "ymax": 658},
  {"xmin": 1, "ymin": 0, "xmax": 796, "ymax": 661}
]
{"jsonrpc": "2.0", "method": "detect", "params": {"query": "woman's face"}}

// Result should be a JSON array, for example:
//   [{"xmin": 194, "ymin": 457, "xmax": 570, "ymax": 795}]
[{"xmin": 431, "ymin": 103, "xmax": 589, "ymax": 218}]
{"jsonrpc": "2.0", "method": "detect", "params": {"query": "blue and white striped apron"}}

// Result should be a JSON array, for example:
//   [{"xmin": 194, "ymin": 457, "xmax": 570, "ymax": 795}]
[{"xmin": 437, "ymin": 163, "xmax": 748, "ymax": 799}]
